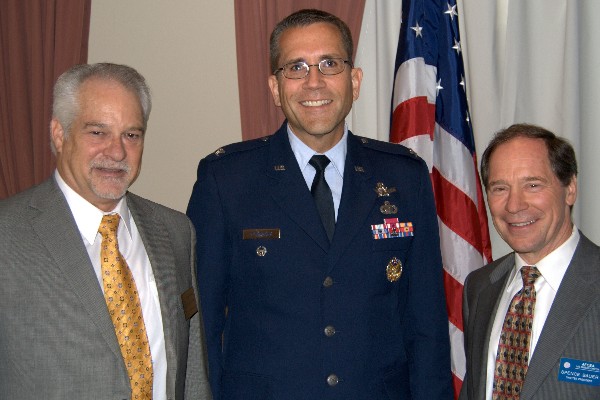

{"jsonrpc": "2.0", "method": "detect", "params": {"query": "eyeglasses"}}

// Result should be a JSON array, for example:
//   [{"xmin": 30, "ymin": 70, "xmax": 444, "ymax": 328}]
[{"xmin": 274, "ymin": 58, "xmax": 352, "ymax": 79}]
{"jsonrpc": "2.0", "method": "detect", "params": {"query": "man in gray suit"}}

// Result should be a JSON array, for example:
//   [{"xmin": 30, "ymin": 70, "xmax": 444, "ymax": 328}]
[
  {"xmin": 0, "ymin": 63, "xmax": 212, "ymax": 399},
  {"xmin": 460, "ymin": 123, "xmax": 599, "ymax": 399}
]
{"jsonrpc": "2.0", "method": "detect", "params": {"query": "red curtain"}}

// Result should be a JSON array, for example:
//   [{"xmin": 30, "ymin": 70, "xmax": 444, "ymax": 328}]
[
  {"xmin": 0, "ymin": 0, "xmax": 91, "ymax": 199},
  {"xmin": 234, "ymin": 0, "xmax": 366, "ymax": 140}
]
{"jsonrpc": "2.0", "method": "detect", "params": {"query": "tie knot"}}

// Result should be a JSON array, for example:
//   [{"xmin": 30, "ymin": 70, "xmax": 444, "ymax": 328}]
[
  {"xmin": 309, "ymin": 155, "xmax": 331, "ymax": 173},
  {"xmin": 98, "ymin": 214, "xmax": 121, "ymax": 237},
  {"xmin": 520, "ymin": 265, "xmax": 540, "ymax": 287}
]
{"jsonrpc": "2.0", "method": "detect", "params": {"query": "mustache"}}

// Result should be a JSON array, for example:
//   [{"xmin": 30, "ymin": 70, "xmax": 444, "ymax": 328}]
[{"xmin": 90, "ymin": 159, "xmax": 131, "ymax": 173}]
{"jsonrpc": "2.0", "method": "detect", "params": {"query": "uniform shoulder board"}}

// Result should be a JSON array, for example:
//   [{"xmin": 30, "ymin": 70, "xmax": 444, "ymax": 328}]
[
  {"xmin": 204, "ymin": 135, "xmax": 272, "ymax": 161},
  {"xmin": 356, "ymin": 136, "xmax": 422, "ymax": 160}
]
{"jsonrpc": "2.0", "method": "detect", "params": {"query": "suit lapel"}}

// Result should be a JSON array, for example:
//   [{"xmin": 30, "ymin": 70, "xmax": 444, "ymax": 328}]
[
  {"xmin": 327, "ymin": 133, "xmax": 374, "ymax": 269},
  {"xmin": 470, "ymin": 255, "xmax": 514, "ymax": 400},
  {"xmin": 521, "ymin": 234, "xmax": 600, "ymax": 398},
  {"xmin": 127, "ymin": 194, "xmax": 179, "ymax": 395},
  {"xmin": 29, "ymin": 179, "xmax": 122, "ymax": 360},
  {"xmin": 266, "ymin": 127, "xmax": 331, "ymax": 251}
]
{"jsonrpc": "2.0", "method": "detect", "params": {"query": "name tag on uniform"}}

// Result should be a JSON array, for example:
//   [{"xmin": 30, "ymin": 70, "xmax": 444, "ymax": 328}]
[
  {"xmin": 558, "ymin": 357, "xmax": 600, "ymax": 386},
  {"xmin": 242, "ymin": 228, "xmax": 281, "ymax": 240}
]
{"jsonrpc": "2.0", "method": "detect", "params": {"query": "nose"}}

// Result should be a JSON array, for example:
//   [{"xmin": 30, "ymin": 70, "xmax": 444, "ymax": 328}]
[
  {"xmin": 304, "ymin": 65, "xmax": 326, "ymax": 88},
  {"xmin": 505, "ymin": 188, "xmax": 528, "ymax": 214},
  {"xmin": 104, "ymin": 135, "xmax": 126, "ymax": 161}
]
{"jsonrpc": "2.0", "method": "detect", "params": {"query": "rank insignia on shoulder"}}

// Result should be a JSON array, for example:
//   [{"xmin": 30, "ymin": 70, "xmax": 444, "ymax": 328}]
[
  {"xmin": 374, "ymin": 182, "xmax": 396, "ymax": 197},
  {"xmin": 386, "ymin": 257, "xmax": 403, "ymax": 282},
  {"xmin": 371, "ymin": 218, "xmax": 414, "ymax": 239},
  {"xmin": 214, "ymin": 147, "xmax": 225, "ymax": 156},
  {"xmin": 380, "ymin": 201, "xmax": 398, "ymax": 215}
]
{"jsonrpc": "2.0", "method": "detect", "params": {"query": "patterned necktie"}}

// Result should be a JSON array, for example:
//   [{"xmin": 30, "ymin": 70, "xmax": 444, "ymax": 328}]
[
  {"xmin": 492, "ymin": 265, "xmax": 541, "ymax": 399},
  {"xmin": 99, "ymin": 214, "xmax": 153, "ymax": 399},
  {"xmin": 309, "ymin": 155, "xmax": 335, "ymax": 242}
]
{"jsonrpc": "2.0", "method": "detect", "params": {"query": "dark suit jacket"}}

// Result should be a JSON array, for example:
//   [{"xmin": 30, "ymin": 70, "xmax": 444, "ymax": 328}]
[
  {"xmin": 0, "ymin": 177, "xmax": 212, "ymax": 400},
  {"xmin": 460, "ymin": 232, "xmax": 600, "ymax": 399},
  {"xmin": 187, "ymin": 124, "xmax": 453, "ymax": 400}
]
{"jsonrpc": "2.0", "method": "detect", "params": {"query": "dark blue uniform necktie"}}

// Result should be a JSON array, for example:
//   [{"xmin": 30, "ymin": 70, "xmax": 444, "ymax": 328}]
[{"xmin": 309, "ymin": 155, "xmax": 335, "ymax": 242}]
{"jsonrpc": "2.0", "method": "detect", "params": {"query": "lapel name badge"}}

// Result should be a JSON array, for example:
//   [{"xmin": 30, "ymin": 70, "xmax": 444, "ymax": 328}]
[
  {"xmin": 374, "ymin": 182, "xmax": 396, "ymax": 197},
  {"xmin": 243, "ymin": 228, "xmax": 281, "ymax": 240},
  {"xmin": 380, "ymin": 201, "xmax": 398, "ymax": 215},
  {"xmin": 558, "ymin": 357, "xmax": 600, "ymax": 386},
  {"xmin": 371, "ymin": 218, "xmax": 414, "ymax": 239},
  {"xmin": 256, "ymin": 246, "xmax": 267, "ymax": 257},
  {"xmin": 386, "ymin": 257, "xmax": 403, "ymax": 282}
]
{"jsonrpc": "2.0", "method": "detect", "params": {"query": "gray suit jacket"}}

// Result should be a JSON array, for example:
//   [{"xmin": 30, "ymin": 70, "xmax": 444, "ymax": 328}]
[
  {"xmin": 459, "ymin": 232, "xmax": 600, "ymax": 399},
  {"xmin": 0, "ymin": 177, "xmax": 212, "ymax": 400}
]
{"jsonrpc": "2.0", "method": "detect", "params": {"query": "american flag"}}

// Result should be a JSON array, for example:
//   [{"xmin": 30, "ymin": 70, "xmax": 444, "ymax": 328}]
[{"xmin": 390, "ymin": 0, "xmax": 493, "ymax": 397}]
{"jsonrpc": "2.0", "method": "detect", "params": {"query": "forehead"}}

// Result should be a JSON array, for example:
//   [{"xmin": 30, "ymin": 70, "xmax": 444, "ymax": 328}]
[
  {"xmin": 278, "ymin": 22, "xmax": 346, "ymax": 62},
  {"xmin": 76, "ymin": 79, "xmax": 141, "ymax": 113},
  {"xmin": 489, "ymin": 137, "xmax": 554, "ymax": 178}
]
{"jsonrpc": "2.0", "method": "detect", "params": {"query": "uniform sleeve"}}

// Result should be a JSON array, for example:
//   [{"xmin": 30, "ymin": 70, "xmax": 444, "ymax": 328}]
[
  {"xmin": 403, "ymin": 160, "xmax": 454, "ymax": 399},
  {"xmin": 186, "ymin": 158, "xmax": 229, "ymax": 398}
]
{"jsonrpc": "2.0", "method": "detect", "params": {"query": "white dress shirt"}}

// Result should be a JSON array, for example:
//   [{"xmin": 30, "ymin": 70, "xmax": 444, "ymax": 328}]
[
  {"xmin": 55, "ymin": 171, "xmax": 167, "ymax": 400},
  {"xmin": 288, "ymin": 124, "xmax": 347, "ymax": 221},
  {"xmin": 485, "ymin": 225, "xmax": 580, "ymax": 399}
]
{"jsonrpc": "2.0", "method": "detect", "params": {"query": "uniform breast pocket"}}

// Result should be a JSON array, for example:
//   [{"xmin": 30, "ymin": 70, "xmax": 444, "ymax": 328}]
[{"xmin": 370, "ymin": 227, "xmax": 413, "ymax": 284}]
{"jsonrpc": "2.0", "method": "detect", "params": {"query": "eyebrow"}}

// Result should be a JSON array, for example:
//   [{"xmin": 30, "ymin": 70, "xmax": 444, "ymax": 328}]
[
  {"xmin": 284, "ymin": 54, "xmax": 344, "ymax": 64},
  {"xmin": 83, "ymin": 121, "xmax": 145, "ymax": 133},
  {"xmin": 488, "ymin": 176, "xmax": 548, "ymax": 186}
]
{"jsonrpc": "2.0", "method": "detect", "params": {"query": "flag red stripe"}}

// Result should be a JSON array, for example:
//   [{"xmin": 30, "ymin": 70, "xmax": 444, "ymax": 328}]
[
  {"xmin": 452, "ymin": 372, "xmax": 462, "ymax": 399},
  {"xmin": 431, "ymin": 167, "xmax": 485, "ymax": 253},
  {"xmin": 444, "ymin": 269, "xmax": 464, "ymax": 331},
  {"xmin": 390, "ymin": 96, "xmax": 435, "ymax": 143}
]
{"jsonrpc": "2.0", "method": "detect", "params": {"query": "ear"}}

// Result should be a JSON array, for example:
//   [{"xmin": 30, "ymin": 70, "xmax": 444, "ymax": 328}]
[
  {"xmin": 351, "ymin": 67, "xmax": 363, "ymax": 101},
  {"xmin": 268, "ymin": 75, "xmax": 281, "ymax": 107},
  {"xmin": 50, "ymin": 118, "xmax": 66, "ymax": 153},
  {"xmin": 566, "ymin": 175, "xmax": 577, "ymax": 206}
]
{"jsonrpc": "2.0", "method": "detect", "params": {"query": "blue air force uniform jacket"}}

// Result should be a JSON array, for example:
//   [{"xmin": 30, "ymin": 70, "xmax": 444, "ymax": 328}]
[{"xmin": 187, "ymin": 123, "xmax": 453, "ymax": 400}]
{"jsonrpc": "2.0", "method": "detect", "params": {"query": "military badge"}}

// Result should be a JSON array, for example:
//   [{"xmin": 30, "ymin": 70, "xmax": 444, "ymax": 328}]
[
  {"xmin": 256, "ymin": 246, "xmax": 267, "ymax": 257},
  {"xmin": 386, "ymin": 257, "xmax": 403, "ymax": 282},
  {"xmin": 374, "ymin": 182, "xmax": 397, "ymax": 197},
  {"xmin": 379, "ymin": 201, "xmax": 398, "ymax": 215}
]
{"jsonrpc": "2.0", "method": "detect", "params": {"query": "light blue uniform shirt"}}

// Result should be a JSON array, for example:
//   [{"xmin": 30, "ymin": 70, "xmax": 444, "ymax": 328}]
[{"xmin": 287, "ymin": 124, "xmax": 347, "ymax": 221}]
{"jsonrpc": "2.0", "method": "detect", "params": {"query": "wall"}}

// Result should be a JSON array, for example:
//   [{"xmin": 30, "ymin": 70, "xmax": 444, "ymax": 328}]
[{"xmin": 89, "ymin": 1, "xmax": 241, "ymax": 212}]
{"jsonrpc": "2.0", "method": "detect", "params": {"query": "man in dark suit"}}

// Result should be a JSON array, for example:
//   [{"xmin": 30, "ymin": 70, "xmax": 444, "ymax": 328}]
[
  {"xmin": 187, "ymin": 9, "xmax": 453, "ymax": 400},
  {"xmin": 460, "ymin": 123, "xmax": 600, "ymax": 399},
  {"xmin": 0, "ymin": 63, "xmax": 212, "ymax": 399}
]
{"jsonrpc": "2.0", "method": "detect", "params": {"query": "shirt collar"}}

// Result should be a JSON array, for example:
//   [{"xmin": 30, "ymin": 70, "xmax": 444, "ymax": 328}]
[
  {"xmin": 54, "ymin": 170, "xmax": 133, "ymax": 245},
  {"xmin": 514, "ymin": 224, "xmax": 580, "ymax": 291},
  {"xmin": 287, "ymin": 123, "xmax": 347, "ymax": 179}
]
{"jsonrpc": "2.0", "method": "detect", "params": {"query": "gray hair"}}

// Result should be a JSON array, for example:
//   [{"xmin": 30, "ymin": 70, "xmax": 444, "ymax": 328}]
[
  {"xmin": 51, "ymin": 62, "xmax": 151, "ymax": 153},
  {"xmin": 480, "ymin": 123, "xmax": 578, "ymax": 189},
  {"xmin": 269, "ymin": 9, "xmax": 354, "ymax": 74}
]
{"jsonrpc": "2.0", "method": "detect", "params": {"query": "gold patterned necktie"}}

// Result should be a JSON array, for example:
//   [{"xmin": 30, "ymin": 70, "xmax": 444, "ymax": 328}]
[
  {"xmin": 492, "ymin": 265, "xmax": 540, "ymax": 399},
  {"xmin": 99, "ymin": 214, "xmax": 153, "ymax": 399}
]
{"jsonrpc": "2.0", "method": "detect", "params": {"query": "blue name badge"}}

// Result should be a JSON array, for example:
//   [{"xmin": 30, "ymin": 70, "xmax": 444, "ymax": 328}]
[{"xmin": 558, "ymin": 357, "xmax": 600, "ymax": 386}]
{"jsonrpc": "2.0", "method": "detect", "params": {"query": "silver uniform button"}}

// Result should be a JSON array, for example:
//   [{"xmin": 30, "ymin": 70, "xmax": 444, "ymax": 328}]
[
  {"xmin": 323, "ymin": 276, "xmax": 333, "ymax": 287},
  {"xmin": 327, "ymin": 374, "xmax": 339, "ymax": 386},
  {"xmin": 324, "ymin": 325, "xmax": 336, "ymax": 337}
]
